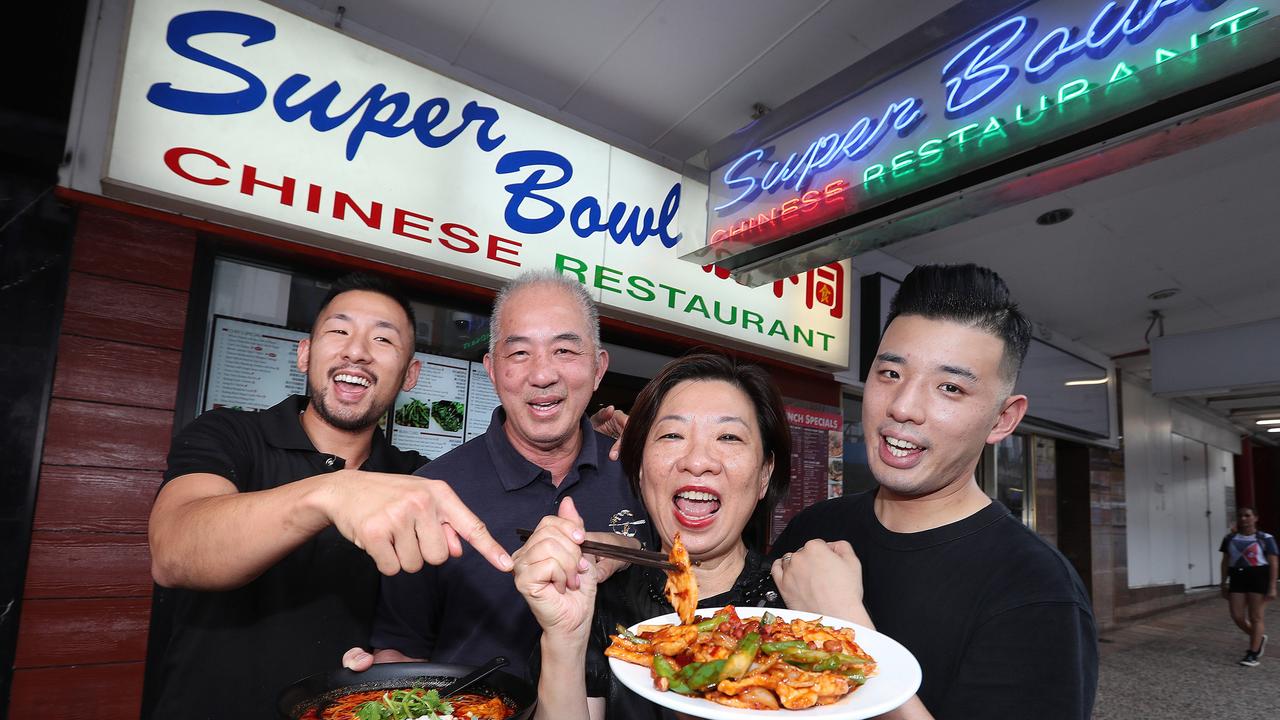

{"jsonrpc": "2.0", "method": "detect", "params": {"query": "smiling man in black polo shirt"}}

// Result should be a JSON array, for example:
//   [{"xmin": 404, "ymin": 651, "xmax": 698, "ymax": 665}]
[
  {"xmin": 148, "ymin": 273, "xmax": 512, "ymax": 720},
  {"xmin": 347, "ymin": 270, "xmax": 647, "ymax": 681}
]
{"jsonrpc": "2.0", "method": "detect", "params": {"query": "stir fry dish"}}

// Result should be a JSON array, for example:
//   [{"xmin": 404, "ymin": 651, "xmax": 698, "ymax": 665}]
[
  {"xmin": 395, "ymin": 399, "xmax": 432, "ymax": 429},
  {"xmin": 299, "ymin": 687, "xmax": 514, "ymax": 720},
  {"xmin": 663, "ymin": 532, "xmax": 698, "ymax": 625},
  {"xmin": 431, "ymin": 401, "xmax": 465, "ymax": 432},
  {"xmin": 606, "ymin": 606, "xmax": 876, "ymax": 710}
]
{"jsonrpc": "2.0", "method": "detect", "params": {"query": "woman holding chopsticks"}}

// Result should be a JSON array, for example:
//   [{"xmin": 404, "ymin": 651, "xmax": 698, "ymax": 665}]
[{"xmin": 512, "ymin": 351, "xmax": 791, "ymax": 720}]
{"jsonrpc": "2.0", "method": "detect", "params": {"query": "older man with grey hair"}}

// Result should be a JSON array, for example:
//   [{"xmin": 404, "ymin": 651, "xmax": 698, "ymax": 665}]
[{"xmin": 347, "ymin": 269, "xmax": 648, "ymax": 680}]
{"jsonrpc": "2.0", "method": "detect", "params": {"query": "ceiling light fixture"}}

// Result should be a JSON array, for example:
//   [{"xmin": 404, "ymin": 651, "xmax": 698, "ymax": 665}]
[
  {"xmin": 1147, "ymin": 288, "xmax": 1180, "ymax": 301},
  {"xmin": 1269, "ymin": 427, "xmax": 1280, "ymax": 433},
  {"xmin": 1065, "ymin": 378, "xmax": 1109, "ymax": 386},
  {"xmin": 1257, "ymin": 419, "xmax": 1280, "ymax": 425},
  {"xmin": 1036, "ymin": 208, "xmax": 1074, "ymax": 225}
]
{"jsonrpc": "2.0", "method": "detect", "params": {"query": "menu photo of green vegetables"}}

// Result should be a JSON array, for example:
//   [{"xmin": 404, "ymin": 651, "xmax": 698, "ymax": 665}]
[{"xmin": 394, "ymin": 397, "xmax": 466, "ymax": 434}]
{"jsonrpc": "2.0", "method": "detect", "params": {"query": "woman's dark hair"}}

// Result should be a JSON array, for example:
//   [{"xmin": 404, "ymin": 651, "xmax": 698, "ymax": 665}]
[
  {"xmin": 620, "ymin": 351, "xmax": 791, "ymax": 553},
  {"xmin": 315, "ymin": 272, "xmax": 417, "ymax": 337},
  {"xmin": 885, "ymin": 263, "xmax": 1031, "ymax": 384}
]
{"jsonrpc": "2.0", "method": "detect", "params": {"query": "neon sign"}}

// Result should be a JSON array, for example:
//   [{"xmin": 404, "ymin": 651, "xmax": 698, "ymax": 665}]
[
  {"xmin": 710, "ymin": 180, "xmax": 848, "ymax": 244},
  {"xmin": 713, "ymin": 98, "xmax": 920, "ymax": 212},
  {"xmin": 943, "ymin": 0, "xmax": 1245, "ymax": 116},
  {"xmin": 706, "ymin": 0, "xmax": 1275, "ymax": 247}
]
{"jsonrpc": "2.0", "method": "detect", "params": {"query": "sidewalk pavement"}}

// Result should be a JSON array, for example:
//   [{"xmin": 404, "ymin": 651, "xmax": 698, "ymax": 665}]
[{"xmin": 1093, "ymin": 590, "xmax": 1279, "ymax": 719}]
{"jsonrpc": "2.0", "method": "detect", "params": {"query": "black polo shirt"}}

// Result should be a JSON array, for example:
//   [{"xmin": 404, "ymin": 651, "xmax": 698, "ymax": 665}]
[
  {"xmin": 371, "ymin": 407, "xmax": 649, "ymax": 680},
  {"xmin": 151, "ymin": 395, "xmax": 424, "ymax": 720}
]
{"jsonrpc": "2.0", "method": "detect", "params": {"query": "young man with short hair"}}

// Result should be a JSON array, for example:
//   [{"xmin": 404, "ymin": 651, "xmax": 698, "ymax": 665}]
[
  {"xmin": 771, "ymin": 264, "xmax": 1097, "ymax": 719},
  {"xmin": 148, "ymin": 273, "xmax": 511, "ymax": 719}
]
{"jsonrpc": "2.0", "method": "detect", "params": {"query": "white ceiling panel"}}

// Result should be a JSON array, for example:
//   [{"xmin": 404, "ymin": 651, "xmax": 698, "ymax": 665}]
[
  {"xmin": 454, "ymin": 0, "xmax": 661, "ymax": 109},
  {"xmin": 328, "ymin": 0, "xmax": 494, "ymax": 64},
  {"xmin": 561, "ymin": 0, "xmax": 829, "ymax": 151}
]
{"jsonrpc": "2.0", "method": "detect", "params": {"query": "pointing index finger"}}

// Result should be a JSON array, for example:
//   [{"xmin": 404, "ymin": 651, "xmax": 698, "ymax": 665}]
[{"xmin": 434, "ymin": 484, "xmax": 512, "ymax": 571}]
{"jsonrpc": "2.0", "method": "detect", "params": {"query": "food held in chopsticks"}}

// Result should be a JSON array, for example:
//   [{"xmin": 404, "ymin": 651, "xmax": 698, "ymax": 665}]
[
  {"xmin": 605, "ymin": 606, "xmax": 876, "ymax": 710},
  {"xmin": 663, "ymin": 532, "xmax": 698, "ymax": 625}
]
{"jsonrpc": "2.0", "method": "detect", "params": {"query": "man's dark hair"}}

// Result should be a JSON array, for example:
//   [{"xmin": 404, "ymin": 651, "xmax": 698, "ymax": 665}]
[
  {"xmin": 315, "ymin": 272, "xmax": 417, "ymax": 339},
  {"xmin": 619, "ymin": 350, "xmax": 791, "ymax": 553},
  {"xmin": 884, "ymin": 264, "xmax": 1031, "ymax": 385}
]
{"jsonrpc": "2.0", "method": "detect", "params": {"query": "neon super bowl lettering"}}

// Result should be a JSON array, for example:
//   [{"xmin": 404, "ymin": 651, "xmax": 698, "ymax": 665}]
[
  {"xmin": 146, "ymin": 10, "xmax": 682, "ymax": 249},
  {"xmin": 712, "ymin": 0, "xmax": 1269, "ymax": 218}
]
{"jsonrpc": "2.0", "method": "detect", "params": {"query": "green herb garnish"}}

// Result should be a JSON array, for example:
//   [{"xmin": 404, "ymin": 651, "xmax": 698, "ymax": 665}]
[{"xmin": 353, "ymin": 688, "xmax": 453, "ymax": 720}]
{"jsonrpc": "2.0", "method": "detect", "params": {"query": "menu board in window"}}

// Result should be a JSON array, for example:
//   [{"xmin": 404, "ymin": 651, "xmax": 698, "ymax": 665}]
[
  {"xmin": 203, "ymin": 316, "xmax": 308, "ymax": 413},
  {"xmin": 391, "ymin": 353, "xmax": 471, "ymax": 459},
  {"xmin": 464, "ymin": 363, "xmax": 499, "ymax": 442},
  {"xmin": 770, "ymin": 403, "xmax": 843, "ymax": 545}
]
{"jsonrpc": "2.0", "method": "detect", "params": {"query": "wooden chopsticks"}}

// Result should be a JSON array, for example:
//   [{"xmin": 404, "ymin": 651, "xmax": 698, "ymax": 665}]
[{"xmin": 515, "ymin": 528, "xmax": 680, "ymax": 572}]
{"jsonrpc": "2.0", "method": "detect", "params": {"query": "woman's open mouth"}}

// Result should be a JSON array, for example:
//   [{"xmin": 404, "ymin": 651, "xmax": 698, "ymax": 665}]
[{"xmin": 672, "ymin": 487, "xmax": 721, "ymax": 529}]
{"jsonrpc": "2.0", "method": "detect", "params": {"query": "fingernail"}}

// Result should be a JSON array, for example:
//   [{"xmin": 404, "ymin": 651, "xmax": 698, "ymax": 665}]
[
  {"xmin": 572, "ymin": 529, "xmax": 585, "ymax": 542},
  {"xmin": 500, "ymin": 553, "xmax": 513, "ymax": 570},
  {"xmin": 578, "ymin": 557, "xmax": 590, "ymax": 572}
]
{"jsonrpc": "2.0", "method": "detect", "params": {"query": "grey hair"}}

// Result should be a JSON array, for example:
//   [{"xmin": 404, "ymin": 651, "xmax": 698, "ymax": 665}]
[{"xmin": 488, "ymin": 269, "xmax": 601, "ymax": 355}]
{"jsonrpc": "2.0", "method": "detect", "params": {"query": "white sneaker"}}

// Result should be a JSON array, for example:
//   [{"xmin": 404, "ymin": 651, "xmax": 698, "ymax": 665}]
[{"xmin": 1258, "ymin": 634, "xmax": 1268, "ymax": 659}]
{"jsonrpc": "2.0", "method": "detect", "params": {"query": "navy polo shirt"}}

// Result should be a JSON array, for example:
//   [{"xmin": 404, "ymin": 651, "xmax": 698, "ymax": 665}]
[{"xmin": 371, "ymin": 407, "xmax": 648, "ymax": 680}]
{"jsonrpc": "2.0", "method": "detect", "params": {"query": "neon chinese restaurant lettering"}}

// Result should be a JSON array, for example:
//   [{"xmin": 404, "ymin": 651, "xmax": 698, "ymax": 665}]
[
  {"xmin": 709, "ymin": 180, "xmax": 849, "ymax": 245},
  {"xmin": 706, "ymin": 0, "xmax": 1277, "ymax": 248}
]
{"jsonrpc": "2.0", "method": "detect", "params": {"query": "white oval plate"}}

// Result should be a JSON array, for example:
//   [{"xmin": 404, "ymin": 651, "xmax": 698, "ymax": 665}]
[{"xmin": 608, "ymin": 607, "xmax": 921, "ymax": 720}]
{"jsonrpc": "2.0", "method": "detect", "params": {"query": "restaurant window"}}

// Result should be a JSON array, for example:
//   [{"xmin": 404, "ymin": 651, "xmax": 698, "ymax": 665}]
[
  {"xmin": 994, "ymin": 434, "xmax": 1033, "ymax": 527},
  {"xmin": 194, "ymin": 256, "xmax": 655, "ymax": 460},
  {"xmin": 198, "ymin": 257, "xmax": 500, "ymax": 459},
  {"xmin": 841, "ymin": 393, "xmax": 877, "ymax": 496}
]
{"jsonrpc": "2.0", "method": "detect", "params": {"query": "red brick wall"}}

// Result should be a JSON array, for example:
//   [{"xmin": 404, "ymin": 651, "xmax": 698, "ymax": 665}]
[{"xmin": 9, "ymin": 205, "xmax": 195, "ymax": 719}]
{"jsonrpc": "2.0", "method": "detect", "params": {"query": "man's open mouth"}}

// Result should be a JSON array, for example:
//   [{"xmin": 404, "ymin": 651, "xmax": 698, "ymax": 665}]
[
  {"xmin": 528, "ymin": 397, "xmax": 564, "ymax": 415},
  {"xmin": 883, "ymin": 435, "xmax": 924, "ymax": 458}
]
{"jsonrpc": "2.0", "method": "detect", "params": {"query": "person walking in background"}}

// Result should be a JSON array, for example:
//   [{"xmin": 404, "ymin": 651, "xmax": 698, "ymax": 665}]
[{"xmin": 1220, "ymin": 506, "xmax": 1278, "ymax": 667}]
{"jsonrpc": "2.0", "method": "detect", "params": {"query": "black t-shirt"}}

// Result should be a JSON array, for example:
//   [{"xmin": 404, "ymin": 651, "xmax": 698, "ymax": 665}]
[
  {"xmin": 151, "ymin": 396, "xmax": 424, "ymax": 720},
  {"xmin": 771, "ymin": 491, "xmax": 1097, "ymax": 720},
  {"xmin": 582, "ymin": 551, "xmax": 781, "ymax": 720}
]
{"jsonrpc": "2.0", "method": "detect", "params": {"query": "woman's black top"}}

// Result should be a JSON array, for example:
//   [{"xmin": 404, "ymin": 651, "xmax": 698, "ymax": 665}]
[{"xmin": 583, "ymin": 550, "xmax": 784, "ymax": 720}]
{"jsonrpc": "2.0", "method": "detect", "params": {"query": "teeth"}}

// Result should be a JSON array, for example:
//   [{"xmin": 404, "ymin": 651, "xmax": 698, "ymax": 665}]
[
  {"xmin": 334, "ymin": 374, "xmax": 371, "ymax": 387},
  {"xmin": 676, "ymin": 491, "xmax": 719, "ymax": 502},
  {"xmin": 885, "ymin": 436, "xmax": 920, "ymax": 450}
]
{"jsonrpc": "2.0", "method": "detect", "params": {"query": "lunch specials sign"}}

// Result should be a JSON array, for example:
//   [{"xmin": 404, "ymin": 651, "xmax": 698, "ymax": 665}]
[
  {"xmin": 102, "ymin": 0, "xmax": 851, "ymax": 368},
  {"xmin": 704, "ymin": 0, "xmax": 1280, "ymax": 253}
]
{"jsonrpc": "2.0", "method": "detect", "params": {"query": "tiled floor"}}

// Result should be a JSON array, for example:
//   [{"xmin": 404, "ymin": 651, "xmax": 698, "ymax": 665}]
[{"xmin": 1094, "ymin": 591, "xmax": 1280, "ymax": 718}]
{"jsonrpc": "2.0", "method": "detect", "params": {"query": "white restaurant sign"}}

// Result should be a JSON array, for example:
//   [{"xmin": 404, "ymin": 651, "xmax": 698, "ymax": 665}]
[{"xmin": 103, "ymin": 0, "xmax": 851, "ymax": 367}]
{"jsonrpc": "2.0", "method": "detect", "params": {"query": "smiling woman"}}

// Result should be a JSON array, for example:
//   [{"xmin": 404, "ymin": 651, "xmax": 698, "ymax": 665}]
[{"xmin": 513, "ymin": 351, "xmax": 792, "ymax": 720}]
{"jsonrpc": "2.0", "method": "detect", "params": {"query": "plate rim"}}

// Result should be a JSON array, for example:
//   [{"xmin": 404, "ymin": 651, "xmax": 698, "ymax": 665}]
[{"xmin": 607, "ymin": 606, "xmax": 921, "ymax": 720}]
